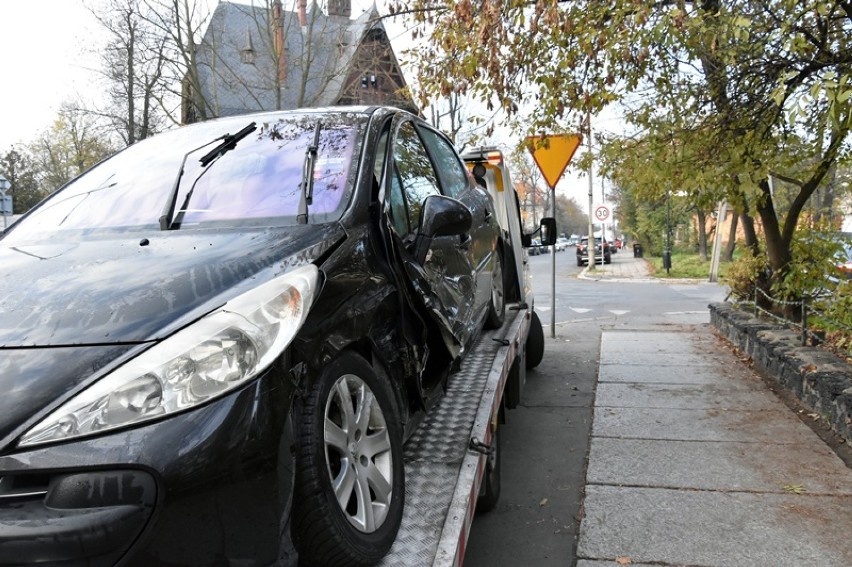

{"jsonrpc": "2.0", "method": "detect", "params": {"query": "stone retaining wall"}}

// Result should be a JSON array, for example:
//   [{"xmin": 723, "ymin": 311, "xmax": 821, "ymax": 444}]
[{"xmin": 709, "ymin": 302, "xmax": 852, "ymax": 445}]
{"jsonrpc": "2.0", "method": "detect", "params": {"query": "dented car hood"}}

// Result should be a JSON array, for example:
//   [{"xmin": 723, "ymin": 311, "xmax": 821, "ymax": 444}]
[{"xmin": 0, "ymin": 224, "xmax": 343, "ymax": 347}]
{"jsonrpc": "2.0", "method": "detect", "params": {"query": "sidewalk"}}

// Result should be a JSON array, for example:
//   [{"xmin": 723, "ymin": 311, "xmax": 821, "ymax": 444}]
[
  {"xmin": 577, "ymin": 251, "xmax": 657, "ymax": 282},
  {"xmin": 576, "ymin": 326, "xmax": 852, "ymax": 566}
]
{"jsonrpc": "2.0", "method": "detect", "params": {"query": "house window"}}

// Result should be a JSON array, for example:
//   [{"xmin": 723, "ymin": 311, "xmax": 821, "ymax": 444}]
[{"xmin": 241, "ymin": 30, "xmax": 255, "ymax": 64}]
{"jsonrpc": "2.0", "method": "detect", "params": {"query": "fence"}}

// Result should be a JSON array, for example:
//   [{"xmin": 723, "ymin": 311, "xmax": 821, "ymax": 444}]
[{"xmin": 734, "ymin": 283, "xmax": 852, "ymax": 354}]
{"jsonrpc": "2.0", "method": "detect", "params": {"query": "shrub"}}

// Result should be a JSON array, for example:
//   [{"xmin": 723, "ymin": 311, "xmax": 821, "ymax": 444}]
[{"xmin": 724, "ymin": 247, "xmax": 768, "ymax": 301}]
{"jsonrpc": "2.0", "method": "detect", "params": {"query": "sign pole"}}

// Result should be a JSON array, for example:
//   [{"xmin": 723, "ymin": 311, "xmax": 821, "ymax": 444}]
[
  {"xmin": 586, "ymin": 113, "xmax": 595, "ymax": 270},
  {"xmin": 526, "ymin": 134, "xmax": 582, "ymax": 339}
]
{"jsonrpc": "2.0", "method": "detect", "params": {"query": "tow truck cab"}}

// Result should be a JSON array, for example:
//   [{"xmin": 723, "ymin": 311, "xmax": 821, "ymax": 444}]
[{"xmin": 461, "ymin": 146, "xmax": 553, "ymax": 385}]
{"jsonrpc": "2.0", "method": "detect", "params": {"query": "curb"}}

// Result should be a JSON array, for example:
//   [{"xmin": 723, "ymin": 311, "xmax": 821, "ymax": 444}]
[{"xmin": 709, "ymin": 302, "xmax": 852, "ymax": 445}]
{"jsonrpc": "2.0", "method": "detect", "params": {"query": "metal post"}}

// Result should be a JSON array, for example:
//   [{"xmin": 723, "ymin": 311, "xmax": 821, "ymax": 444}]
[
  {"xmin": 550, "ymin": 187, "xmax": 556, "ymax": 339},
  {"xmin": 709, "ymin": 201, "xmax": 727, "ymax": 282},
  {"xmin": 586, "ymin": 113, "xmax": 595, "ymax": 272},
  {"xmin": 754, "ymin": 287, "xmax": 758, "ymax": 317}
]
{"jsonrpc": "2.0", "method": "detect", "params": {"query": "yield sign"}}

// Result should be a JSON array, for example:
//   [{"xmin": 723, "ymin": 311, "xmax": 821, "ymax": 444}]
[{"xmin": 525, "ymin": 134, "xmax": 583, "ymax": 189}]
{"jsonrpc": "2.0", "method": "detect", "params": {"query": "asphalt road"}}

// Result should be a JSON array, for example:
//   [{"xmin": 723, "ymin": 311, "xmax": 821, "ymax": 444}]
[{"xmin": 464, "ymin": 249, "xmax": 728, "ymax": 566}]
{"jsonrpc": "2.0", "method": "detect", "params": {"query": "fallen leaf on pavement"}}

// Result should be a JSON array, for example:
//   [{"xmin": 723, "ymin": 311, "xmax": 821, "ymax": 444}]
[
  {"xmin": 615, "ymin": 557, "xmax": 632, "ymax": 565},
  {"xmin": 539, "ymin": 498, "xmax": 548, "ymax": 507},
  {"xmin": 783, "ymin": 484, "xmax": 806, "ymax": 494}
]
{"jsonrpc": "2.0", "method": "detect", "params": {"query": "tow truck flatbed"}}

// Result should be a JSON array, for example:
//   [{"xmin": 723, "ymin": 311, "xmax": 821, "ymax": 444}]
[{"xmin": 380, "ymin": 306, "xmax": 529, "ymax": 566}]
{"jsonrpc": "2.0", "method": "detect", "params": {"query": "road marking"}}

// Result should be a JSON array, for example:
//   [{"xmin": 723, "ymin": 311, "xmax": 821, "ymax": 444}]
[
  {"xmin": 569, "ymin": 307, "xmax": 592, "ymax": 313},
  {"xmin": 662, "ymin": 310, "xmax": 707, "ymax": 315},
  {"xmin": 608, "ymin": 310, "xmax": 630, "ymax": 315}
]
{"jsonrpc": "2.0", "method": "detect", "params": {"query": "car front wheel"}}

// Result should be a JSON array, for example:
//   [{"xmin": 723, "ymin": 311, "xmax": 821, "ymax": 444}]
[{"xmin": 293, "ymin": 352, "xmax": 404, "ymax": 567}]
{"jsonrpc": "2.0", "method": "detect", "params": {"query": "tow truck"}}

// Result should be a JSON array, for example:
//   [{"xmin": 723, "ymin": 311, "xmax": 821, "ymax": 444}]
[{"xmin": 379, "ymin": 147, "xmax": 552, "ymax": 566}]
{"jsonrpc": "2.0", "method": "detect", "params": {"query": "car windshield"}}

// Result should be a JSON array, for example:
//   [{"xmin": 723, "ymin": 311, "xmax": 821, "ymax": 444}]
[{"xmin": 5, "ymin": 112, "xmax": 365, "ymax": 242}]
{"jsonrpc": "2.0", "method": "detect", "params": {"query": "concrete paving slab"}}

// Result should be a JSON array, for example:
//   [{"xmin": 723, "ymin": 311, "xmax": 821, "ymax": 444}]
[
  {"xmin": 600, "ymin": 330, "xmax": 707, "ymax": 354},
  {"xmin": 598, "ymin": 363, "xmax": 763, "ymax": 387},
  {"xmin": 592, "ymin": 406, "xmax": 819, "ymax": 444},
  {"xmin": 586, "ymin": 437, "xmax": 852, "ymax": 494},
  {"xmin": 594, "ymin": 382, "xmax": 781, "ymax": 410},
  {"xmin": 578, "ymin": 485, "xmax": 852, "ymax": 566},
  {"xmin": 600, "ymin": 350, "xmax": 723, "ymax": 367}
]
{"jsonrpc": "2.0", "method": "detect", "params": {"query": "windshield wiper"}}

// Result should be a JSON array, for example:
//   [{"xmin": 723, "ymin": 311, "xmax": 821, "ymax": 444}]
[
  {"xmin": 159, "ymin": 122, "xmax": 257, "ymax": 231},
  {"xmin": 297, "ymin": 122, "xmax": 322, "ymax": 225}
]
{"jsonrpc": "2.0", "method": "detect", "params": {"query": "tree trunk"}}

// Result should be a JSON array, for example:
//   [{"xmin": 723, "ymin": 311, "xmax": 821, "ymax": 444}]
[
  {"xmin": 740, "ymin": 211, "xmax": 759, "ymax": 253},
  {"xmin": 723, "ymin": 211, "xmax": 738, "ymax": 262},
  {"xmin": 755, "ymin": 179, "xmax": 792, "ymax": 275},
  {"xmin": 696, "ymin": 208, "xmax": 708, "ymax": 261}
]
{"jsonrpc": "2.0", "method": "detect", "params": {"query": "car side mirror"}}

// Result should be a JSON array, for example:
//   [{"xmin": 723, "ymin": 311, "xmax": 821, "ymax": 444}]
[
  {"xmin": 414, "ymin": 195, "xmax": 473, "ymax": 264},
  {"xmin": 539, "ymin": 217, "xmax": 557, "ymax": 246},
  {"xmin": 523, "ymin": 217, "xmax": 557, "ymax": 247}
]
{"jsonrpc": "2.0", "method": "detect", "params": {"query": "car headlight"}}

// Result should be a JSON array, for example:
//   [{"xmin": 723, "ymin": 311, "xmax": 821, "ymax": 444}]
[{"xmin": 19, "ymin": 264, "xmax": 319, "ymax": 448}]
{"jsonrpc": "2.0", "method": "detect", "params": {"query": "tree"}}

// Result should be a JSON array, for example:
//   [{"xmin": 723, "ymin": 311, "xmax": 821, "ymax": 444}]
[
  {"xmin": 394, "ymin": 0, "xmax": 852, "ymax": 294},
  {"xmin": 140, "ymin": 0, "xmax": 215, "ymax": 124},
  {"xmin": 0, "ymin": 147, "xmax": 45, "ymax": 213},
  {"xmin": 90, "ymin": 0, "xmax": 169, "ymax": 146},
  {"xmin": 27, "ymin": 104, "xmax": 116, "ymax": 194},
  {"xmin": 554, "ymin": 194, "xmax": 587, "ymax": 237}
]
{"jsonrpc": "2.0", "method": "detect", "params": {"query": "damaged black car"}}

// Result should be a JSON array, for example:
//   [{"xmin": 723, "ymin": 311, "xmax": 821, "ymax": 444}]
[{"xmin": 0, "ymin": 107, "xmax": 506, "ymax": 566}]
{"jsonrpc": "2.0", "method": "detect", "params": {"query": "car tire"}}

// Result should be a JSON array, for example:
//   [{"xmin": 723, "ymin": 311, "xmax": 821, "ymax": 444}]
[
  {"xmin": 485, "ymin": 249, "xmax": 506, "ymax": 329},
  {"xmin": 293, "ymin": 352, "xmax": 404, "ymax": 567},
  {"xmin": 476, "ymin": 423, "xmax": 501, "ymax": 513},
  {"xmin": 604, "ymin": 254, "xmax": 612, "ymax": 264},
  {"xmin": 577, "ymin": 257, "xmax": 584, "ymax": 267},
  {"xmin": 525, "ymin": 310, "xmax": 545, "ymax": 369}
]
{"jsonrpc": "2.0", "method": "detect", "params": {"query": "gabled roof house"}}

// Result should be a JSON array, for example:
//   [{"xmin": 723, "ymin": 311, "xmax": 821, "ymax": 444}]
[{"xmin": 184, "ymin": 0, "xmax": 416, "ymax": 123}]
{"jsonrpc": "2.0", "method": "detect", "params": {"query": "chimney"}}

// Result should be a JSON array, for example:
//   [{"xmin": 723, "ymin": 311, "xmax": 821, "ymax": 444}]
[
  {"xmin": 327, "ymin": 0, "xmax": 351, "ymax": 18},
  {"xmin": 271, "ymin": 0, "xmax": 286, "ymax": 82},
  {"xmin": 299, "ymin": 0, "xmax": 307, "ymax": 27}
]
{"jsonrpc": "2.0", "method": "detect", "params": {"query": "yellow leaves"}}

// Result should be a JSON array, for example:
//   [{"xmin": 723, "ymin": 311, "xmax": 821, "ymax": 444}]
[
  {"xmin": 615, "ymin": 557, "xmax": 632, "ymax": 565},
  {"xmin": 782, "ymin": 484, "xmax": 806, "ymax": 494}
]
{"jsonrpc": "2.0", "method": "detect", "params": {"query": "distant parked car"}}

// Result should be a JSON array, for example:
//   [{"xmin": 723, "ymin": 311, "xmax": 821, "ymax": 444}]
[
  {"xmin": 555, "ymin": 237, "xmax": 570, "ymax": 251},
  {"xmin": 528, "ymin": 237, "xmax": 543, "ymax": 255},
  {"xmin": 576, "ymin": 236, "xmax": 611, "ymax": 266}
]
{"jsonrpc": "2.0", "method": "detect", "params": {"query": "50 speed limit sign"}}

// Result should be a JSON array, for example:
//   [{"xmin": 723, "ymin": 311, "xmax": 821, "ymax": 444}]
[{"xmin": 594, "ymin": 204, "xmax": 611, "ymax": 222}]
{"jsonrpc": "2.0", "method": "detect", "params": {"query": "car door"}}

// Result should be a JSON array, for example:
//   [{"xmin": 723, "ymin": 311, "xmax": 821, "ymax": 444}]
[
  {"xmin": 416, "ymin": 125, "xmax": 496, "ymax": 314},
  {"xmin": 382, "ymin": 118, "xmax": 479, "ymax": 355}
]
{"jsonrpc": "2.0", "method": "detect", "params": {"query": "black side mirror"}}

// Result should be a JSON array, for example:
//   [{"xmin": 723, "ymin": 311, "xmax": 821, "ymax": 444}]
[
  {"xmin": 419, "ymin": 195, "xmax": 472, "ymax": 238},
  {"xmin": 522, "ymin": 217, "xmax": 557, "ymax": 247},
  {"xmin": 539, "ymin": 217, "xmax": 557, "ymax": 246},
  {"xmin": 414, "ymin": 195, "xmax": 473, "ymax": 263}
]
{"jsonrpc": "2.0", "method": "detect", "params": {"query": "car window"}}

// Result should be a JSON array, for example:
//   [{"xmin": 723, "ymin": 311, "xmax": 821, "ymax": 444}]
[
  {"xmin": 418, "ymin": 127, "xmax": 469, "ymax": 199},
  {"xmin": 388, "ymin": 166, "xmax": 411, "ymax": 235},
  {"xmin": 392, "ymin": 121, "xmax": 441, "ymax": 235}
]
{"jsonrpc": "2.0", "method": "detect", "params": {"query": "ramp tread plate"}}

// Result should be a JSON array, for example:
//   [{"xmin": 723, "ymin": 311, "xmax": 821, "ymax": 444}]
[{"xmin": 382, "ymin": 330, "xmax": 503, "ymax": 566}]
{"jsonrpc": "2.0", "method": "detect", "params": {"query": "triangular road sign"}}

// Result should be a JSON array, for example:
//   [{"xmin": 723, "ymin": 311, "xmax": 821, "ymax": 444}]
[{"xmin": 525, "ymin": 134, "xmax": 583, "ymax": 189}]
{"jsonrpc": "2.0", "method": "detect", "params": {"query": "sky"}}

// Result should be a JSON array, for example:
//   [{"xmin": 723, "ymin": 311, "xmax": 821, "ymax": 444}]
[
  {"xmin": 0, "ymin": 0, "xmax": 622, "ymax": 216},
  {"xmin": 0, "ymin": 1, "xmax": 103, "ymax": 149}
]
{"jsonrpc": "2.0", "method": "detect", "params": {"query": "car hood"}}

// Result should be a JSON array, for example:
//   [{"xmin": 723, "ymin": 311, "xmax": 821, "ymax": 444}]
[{"xmin": 0, "ymin": 225, "xmax": 344, "ymax": 347}]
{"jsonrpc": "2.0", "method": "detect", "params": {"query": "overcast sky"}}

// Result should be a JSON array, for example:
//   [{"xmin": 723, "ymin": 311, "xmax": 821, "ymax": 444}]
[{"xmin": 0, "ymin": 1, "xmax": 103, "ymax": 150}]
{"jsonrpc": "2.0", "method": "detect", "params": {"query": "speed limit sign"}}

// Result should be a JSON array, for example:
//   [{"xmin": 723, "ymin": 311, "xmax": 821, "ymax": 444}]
[{"xmin": 594, "ymin": 204, "xmax": 610, "ymax": 222}]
